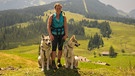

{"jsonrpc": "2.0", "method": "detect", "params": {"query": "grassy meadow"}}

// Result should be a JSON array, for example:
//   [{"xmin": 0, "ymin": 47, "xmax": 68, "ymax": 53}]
[
  {"xmin": 0, "ymin": 43, "xmax": 135, "ymax": 76},
  {"xmin": 0, "ymin": 11, "xmax": 135, "ymax": 76}
]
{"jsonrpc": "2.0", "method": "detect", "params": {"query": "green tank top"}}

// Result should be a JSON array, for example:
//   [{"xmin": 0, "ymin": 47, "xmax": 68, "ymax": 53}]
[{"xmin": 51, "ymin": 12, "xmax": 64, "ymax": 35}]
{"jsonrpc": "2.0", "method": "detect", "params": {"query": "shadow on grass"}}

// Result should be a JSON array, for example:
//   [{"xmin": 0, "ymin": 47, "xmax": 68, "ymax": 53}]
[{"xmin": 44, "ymin": 66, "xmax": 81, "ymax": 76}]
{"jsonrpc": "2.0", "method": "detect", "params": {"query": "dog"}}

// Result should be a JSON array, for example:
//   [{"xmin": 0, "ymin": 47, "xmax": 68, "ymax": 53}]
[
  {"xmin": 38, "ymin": 35, "xmax": 52, "ymax": 71},
  {"xmin": 63, "ymin": 35, "xmax": 80, "ymax": 69}
]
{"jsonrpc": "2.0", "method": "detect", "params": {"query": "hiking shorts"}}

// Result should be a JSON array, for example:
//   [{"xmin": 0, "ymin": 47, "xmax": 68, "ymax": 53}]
[{"xmin": 52, "ymin": 34, "xmax": 65, "ymax": 51}]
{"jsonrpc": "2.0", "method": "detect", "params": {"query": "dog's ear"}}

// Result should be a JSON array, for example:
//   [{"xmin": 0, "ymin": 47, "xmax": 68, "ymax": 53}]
[
  {"xmin": 70, "ymin": 35, "xmax": 75, "ymax": 40},
  {"xmin": 41, "ymin": 34, "xmax": 44, "ymax": 39},
  {"xmin": 73, "ymin": 35, "xmax": 75, "ymax": 39},
  {"xmin": 70, "ymin": 35, "xmax": 75, "ymax": 41}
]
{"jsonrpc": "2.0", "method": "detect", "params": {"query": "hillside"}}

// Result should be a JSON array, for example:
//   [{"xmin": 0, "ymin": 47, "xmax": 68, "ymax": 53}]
[
  {"xmin": 0, "ymin": 20, "xmax": 135, "ymax": 75},
  {"xmin": 0, "ymin": 10, "xmax": 135, "ymax": 50},
  {"xmin": 0, "ymin": 14, "xmax": 135, "ymax": 75},
  {"xmin": 0, "ymin": 0, "xmax": 135, "ymax": 75},
  {"xmin": 85, "ymin": 0, "xmax": 118, "ymax": 17},
  {"xmin": 1, "ymin": 0, "xmax": 135, "ymax": 29},
  {"xmin": 129, "ymin": 9, "xmax": 135, "ymax": 19},
  {"xmin": 0, "ymin": 11, "xmax": 135, "ymax": 76},
  {"xmin": 0, "ymin": 11, "xmax": 86, "ymax": 49}
]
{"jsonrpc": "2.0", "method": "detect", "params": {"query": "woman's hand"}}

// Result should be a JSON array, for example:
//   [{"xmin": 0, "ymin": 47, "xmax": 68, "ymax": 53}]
[
  {"xmin": 49, "ymin": 34, "xmax": 54, "ymax": 41},
  {"xmin": 63, "ymin": 35, "xmax": 68, "ymax": 40}
]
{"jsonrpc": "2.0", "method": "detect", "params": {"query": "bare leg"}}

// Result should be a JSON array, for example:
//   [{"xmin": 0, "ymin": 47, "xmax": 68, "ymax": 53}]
[
  {"xmin": 52, "ymin": 51, "xmax": 56, "ymax": 60},
  {"xmin": 58, "ymin": 51, "xmax": 62, "ymax": 60}
]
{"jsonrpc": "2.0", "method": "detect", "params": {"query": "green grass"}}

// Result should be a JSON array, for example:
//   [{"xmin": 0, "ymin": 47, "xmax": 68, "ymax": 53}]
[
  {"xmin": 0, "ymin": 12, "xmax": 135, "ymax": 76},
  {"xmin": 0, "ymin": 43, "xmax": 135, "ymax": 76},
  {"xmin": 43, "ymin": 10, "xmax": 85, "ymax": 23},
  {"xmin": 0, "ymin": 45, "xmax": 39, "ymax": 61},
  {"xmin": 84, "ymin": 20, "xmax": 135, "ymax": 53},
  {"xmin": 84, "ymin": 27, "xmax": 100, "ymax": 37}
]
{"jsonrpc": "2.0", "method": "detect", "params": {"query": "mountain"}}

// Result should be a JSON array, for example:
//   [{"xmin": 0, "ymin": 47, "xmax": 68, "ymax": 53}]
[
  {"xmin": 117, "ymin": 10, "xmax": 128, "ymax": 17},
  {"xmin": 42, "ymin": 0, "xmax": 120, "ymax": 17},
  {"xmin": 0, "ymin": 0, "xmax": 120, "ymax": 17},
  {"xmin": 0, "ymin": 0, "xmax": 135, "ymax": 28},
  {"xmin": 129, "ymin": 9, "xmax": 135, "ymax": 19},
  {"xmin": 84, "ymin": 0, "xmax": 119, "ymax": 17},
  {"xmin": 0, "ymin": 0, "xmax": 60, "ymax": 11}
]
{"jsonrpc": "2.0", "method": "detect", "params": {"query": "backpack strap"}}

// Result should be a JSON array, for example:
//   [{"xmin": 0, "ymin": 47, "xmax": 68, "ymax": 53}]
[{"xmin": 51, "ymin": 11, "xmax": 65, "ymax": 35}]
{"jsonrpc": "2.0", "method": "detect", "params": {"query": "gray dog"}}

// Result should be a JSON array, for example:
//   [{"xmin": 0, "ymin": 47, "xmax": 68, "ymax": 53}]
[{"xmin": 38, "ymin": 35, "xmax": 52, "ymax": 71}]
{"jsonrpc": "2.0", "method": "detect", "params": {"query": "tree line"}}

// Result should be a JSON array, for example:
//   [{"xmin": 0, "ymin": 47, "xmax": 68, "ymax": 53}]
[
  {"xmin": 0, "ymin": 19, "xmax": 85, "ymax": 50},
  {"xmin": 0, "ymin": 19, "xmax": 46, "ymax": 49},
  {"xmin": 0, "ymin": 11, "xmax": 37, "ymax": 28},
  {"xmin": 86, "ymin": 14, "xmax": 135, "ymax": 25},
  {"xmin": 77, "ymin": 19, "xmax": 112, "ymax": 50},
  {"xmin": 79, "ymin": 19, "xmax": 112, "ymax": 38}
]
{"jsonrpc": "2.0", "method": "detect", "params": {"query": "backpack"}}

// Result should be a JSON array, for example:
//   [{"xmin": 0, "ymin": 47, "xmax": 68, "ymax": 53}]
[{"xmin": 51, "ymin": 11, "xmax": 65, "ymax": 35}]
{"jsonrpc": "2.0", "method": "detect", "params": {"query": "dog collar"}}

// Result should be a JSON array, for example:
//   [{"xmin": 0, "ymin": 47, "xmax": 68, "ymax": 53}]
[
  {"xmin": 68, "ymin": 44, "xmax": 73, "ymax": 48},
  {"xmin": 41, "ymin": 46, "xmax": 51, "ymax": 51}
]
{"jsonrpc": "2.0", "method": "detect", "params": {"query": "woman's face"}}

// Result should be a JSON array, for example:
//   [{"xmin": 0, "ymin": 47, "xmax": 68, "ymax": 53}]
[{"xmin": 55, "ymin": 5, "xmax": 62, "ymax": 15}]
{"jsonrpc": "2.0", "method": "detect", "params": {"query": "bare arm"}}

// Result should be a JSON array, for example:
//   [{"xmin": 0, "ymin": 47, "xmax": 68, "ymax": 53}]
[
  {"xmin": 63, "ymin": 16, "xmax": 68, "ymax": 39},
  {"xmin": 47, "ymin": 14, "xmax": 54, "ymax": 41}
]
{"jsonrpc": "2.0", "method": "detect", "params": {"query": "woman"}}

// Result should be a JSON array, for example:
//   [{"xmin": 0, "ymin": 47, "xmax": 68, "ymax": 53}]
[{"xmin": 47, "ymin": 3, "xmax": 68, "ymax": 69}]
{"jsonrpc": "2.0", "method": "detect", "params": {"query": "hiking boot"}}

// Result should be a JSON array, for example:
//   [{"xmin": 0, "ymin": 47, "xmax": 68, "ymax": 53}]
[
  {"xmin": 57, "ymin": 62, "xmax": 62, "ymax": 67},
  {"xmin": 57, "ymin": 59, "xmax": 62, "ymax": 67},
  {"xmin": 52, "ymin": 61, "xmax": 57, "ymax": 70},
  {"xmin": 52, "ymin": 64, "xmax": 57, "ymax": 70}
]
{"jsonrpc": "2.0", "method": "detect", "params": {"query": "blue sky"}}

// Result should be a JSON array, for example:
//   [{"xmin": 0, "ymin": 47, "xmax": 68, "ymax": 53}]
[{"xmin": 99, "ymin": 0, "xmax": 135, "ymax": 13}]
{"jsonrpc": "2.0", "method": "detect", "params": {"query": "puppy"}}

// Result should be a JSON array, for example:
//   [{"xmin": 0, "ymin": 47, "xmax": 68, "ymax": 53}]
[
  {"xmin": 38, "ymin": 35, "xmax": 52, "ymax": 71},
  {"xmin": 63, "ymin": 35, "xmax": 80, "ymax": 69}
]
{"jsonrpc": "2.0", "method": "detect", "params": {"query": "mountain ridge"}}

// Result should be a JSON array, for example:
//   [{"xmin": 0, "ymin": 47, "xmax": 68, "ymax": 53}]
[
  {"xmin": 129, "ymin": 9, "xmax": 135, "ymax": 18},
  {"xmin": 0, "ymin": 0, "xmax": 135, "ymax": 19},
  {"xmin": 0, "ymin": 0, "xmax": 135, "ymax": 28},
  {"xmin": 0, "ymin": 0, "xmax": 60, "ymax": 11}
]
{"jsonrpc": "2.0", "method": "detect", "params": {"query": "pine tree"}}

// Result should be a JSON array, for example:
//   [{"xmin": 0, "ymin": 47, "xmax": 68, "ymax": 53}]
[
  {"xmin": 109, "ymin": 46, "xmax": 116, "ymax": 57},
  {"xmin": 88, "ymin": 33, "xmax": 104, "ymax": 51}
]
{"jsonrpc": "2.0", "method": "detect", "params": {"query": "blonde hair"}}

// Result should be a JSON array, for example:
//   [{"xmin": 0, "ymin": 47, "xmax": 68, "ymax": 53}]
[{"xmin": 54, "ymin": 3, "xmax": 62, "ymax": 8}]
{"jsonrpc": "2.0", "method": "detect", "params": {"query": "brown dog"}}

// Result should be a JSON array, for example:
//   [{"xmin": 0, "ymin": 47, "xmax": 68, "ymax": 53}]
[{"xmin": 63, "ymin": 35, "xmax": 80, "ymax": 69}]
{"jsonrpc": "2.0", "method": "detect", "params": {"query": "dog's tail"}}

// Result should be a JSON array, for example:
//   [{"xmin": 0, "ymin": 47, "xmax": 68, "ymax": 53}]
[{"xmin": 38, "ymin": 44, "xmax": 40, "ymax": 55}]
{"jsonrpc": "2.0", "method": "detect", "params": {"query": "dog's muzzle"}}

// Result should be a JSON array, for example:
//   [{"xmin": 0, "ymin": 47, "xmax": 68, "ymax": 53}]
[
  {"xmin": 75, "ymin": 44, "xmax": 80, "ymax": 47},
  {"xmin": 46, "ymin": 42, "xmax": 51, "ymax": 46}
]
